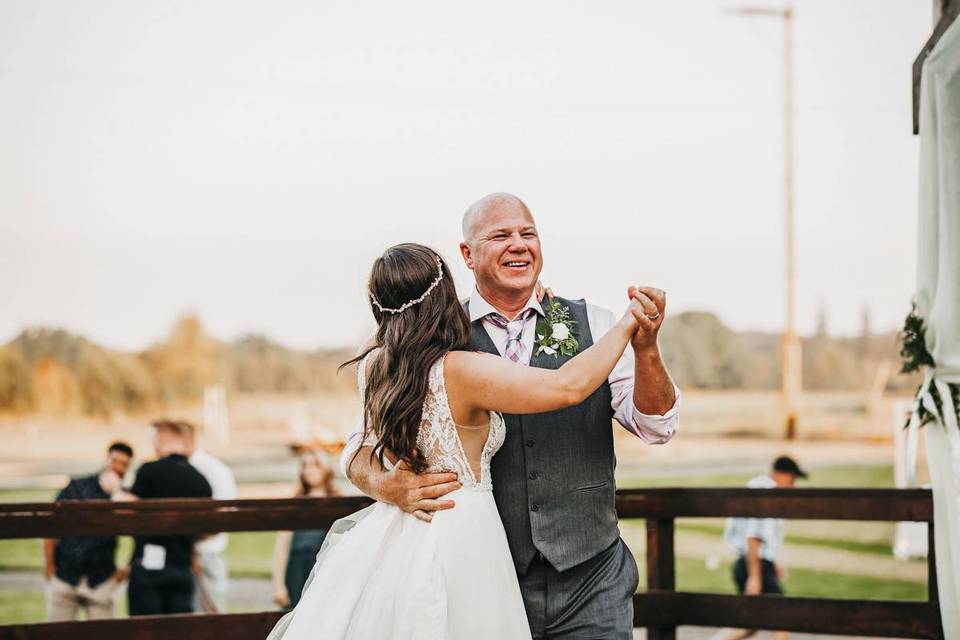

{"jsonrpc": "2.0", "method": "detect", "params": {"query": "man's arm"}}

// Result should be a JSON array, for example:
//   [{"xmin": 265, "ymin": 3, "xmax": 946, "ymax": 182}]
[
  {"xmin": 743, "ymin": 514, "xmax": 772, "ymax": 595},
  {"xmin": 592, "ymin": 295, "xmax": 680, "ymax": 443},
  {"xmin": 42, "ymin": 482, "xmax": 73, "ymax": 579},
  {"xmin": 744, "ymin": 537, "xmax": 763, "ymax": 595},
  {"xmin": 43, "ymin": 538, "xmax": 56, "ymax": 580},
  {"xmin": 344, "ymin": 444, "xmax": 460, "ymax": 523},
  {"xmin": 272, "ymin": 531, "xmax": 292, "ymax": 607},
  {"xmin": 628, "ymin": 286, "xmax": 677, "ymax": 415}
]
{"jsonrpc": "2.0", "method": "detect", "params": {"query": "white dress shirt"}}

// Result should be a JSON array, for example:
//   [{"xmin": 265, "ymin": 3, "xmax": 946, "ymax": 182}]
[
  {"xmin": 190, "ymin": 449, "xmax": 238, "ymax": 555},
  {"xmin": 340, "ymin": 288, "xmax": 680, "ymax": 476}
]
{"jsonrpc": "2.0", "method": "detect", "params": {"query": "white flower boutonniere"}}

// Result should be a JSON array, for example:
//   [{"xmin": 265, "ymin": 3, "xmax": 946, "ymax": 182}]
[{"xmin": 535, "ymin": 299, "xmax": 579, "ymax": 357}]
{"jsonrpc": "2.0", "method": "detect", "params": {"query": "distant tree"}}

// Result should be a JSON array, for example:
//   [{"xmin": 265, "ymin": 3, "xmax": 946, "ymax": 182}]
[
  {"xmin": 3, "ymin": 307, "xmax": 915, "ymax": 417},
  {"xmin": 803, "ymin": 338, "xmax": 862, "ymax": 390},
  {"xmin": 13, "ymin": 328, "xmax": 85, "ymax": 368},
  {"xmin": 229, "ymin": 334, "xmax": 309, "ymax": 392},
  {"xmin": 32, "ymin": 356, "xmax": 82, "ymax": 415},
  {"xmin": 658, "ymin": 312, "xmax": 765, "ymax": 389},
  {"xmin": 0, "ymin": 346, "xmax": 32, "ymax": 412},
  {"xmin": 110, "ymin": 352, "xmax": 158, "ymax": 412},
  {"xmin": 142, "ymin": 314, "xmax": 229, "ymax": 401}
]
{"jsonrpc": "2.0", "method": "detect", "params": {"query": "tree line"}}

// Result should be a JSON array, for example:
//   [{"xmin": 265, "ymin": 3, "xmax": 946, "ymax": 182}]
[{"xmin": 0, "ymin": 312, "xmax": 914, "ymax": 417}]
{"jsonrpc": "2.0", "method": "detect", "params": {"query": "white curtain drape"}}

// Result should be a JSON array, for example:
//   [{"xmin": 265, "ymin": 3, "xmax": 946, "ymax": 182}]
[{"xmin": 916, "ymin": 14, "xmax": 960, "ymax": 639}]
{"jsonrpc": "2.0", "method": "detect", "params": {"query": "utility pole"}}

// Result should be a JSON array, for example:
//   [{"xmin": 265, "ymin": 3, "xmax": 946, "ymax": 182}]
[{"xmin": 725, "ymin": 4, "xmax": 801, "ymax": 440}]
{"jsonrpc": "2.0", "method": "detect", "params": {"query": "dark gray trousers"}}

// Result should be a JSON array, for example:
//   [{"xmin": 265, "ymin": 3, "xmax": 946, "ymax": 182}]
[{"xmin": 518, "ymin": 538, "xmax": 640, "ymax": 639}]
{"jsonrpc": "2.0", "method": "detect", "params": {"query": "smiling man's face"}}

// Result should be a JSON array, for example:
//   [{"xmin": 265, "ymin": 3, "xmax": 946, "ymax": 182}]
[{"xmin": 461, "ymin": 197, "xmax": 543, "ymax": 301}]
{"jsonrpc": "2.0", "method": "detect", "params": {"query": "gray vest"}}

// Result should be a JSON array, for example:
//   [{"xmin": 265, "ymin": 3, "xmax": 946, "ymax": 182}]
[{"xmin": 467, "ymin": 297, "xmax": 619, "ymax": 574}]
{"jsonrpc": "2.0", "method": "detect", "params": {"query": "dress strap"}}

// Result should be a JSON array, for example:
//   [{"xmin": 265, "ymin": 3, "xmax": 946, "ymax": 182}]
[{"xmin": 429, "ymin": 354, "xmax": 450, "ymax": 407}]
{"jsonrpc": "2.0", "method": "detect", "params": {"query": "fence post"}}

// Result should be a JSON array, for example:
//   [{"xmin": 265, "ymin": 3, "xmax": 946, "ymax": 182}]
[{"xmin": 646, "ymin": 517, "xmax": 676, "ymax": 640}]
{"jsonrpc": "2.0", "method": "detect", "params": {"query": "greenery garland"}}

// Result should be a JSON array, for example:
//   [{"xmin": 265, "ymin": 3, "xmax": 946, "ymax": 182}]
[{"xmin": 900, "ymin": 303, "xmax": 960, "ymax": 428}]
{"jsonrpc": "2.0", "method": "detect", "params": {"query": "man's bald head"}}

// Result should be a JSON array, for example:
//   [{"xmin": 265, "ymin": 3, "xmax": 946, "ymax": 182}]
[{"xmin": 461, "ymin": 192, "xmax": 533, "ymax": 243}]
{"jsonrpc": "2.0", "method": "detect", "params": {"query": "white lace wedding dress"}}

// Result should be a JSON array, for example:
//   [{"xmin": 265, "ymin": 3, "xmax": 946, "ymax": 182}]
[{"xmin": 267, "ymin": 355, "xmax": 531, "ymax": 639}]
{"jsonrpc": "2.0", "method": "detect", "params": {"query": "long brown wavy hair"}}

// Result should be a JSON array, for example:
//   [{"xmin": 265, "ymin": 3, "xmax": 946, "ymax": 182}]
[{"xmin": 342, "ymin": 243, "xmax": 471, "ymax": 473}]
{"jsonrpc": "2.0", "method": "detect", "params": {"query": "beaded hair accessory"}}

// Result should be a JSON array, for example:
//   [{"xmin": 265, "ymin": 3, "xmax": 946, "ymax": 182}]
[{"xmin": 369, "ymin": 255, "xmax": 445, "ymax": 314}]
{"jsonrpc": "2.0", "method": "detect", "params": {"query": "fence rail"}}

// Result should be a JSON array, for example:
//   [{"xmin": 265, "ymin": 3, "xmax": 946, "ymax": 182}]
[{"xmin": 0, "ymin": 488, "xmax": 942, "ymax": 639}]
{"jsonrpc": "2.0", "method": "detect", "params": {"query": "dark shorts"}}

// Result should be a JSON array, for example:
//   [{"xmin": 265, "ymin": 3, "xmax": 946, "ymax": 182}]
[{"xmin": 733, "ymin": 556, "xmax": 784, "ymax": 595}]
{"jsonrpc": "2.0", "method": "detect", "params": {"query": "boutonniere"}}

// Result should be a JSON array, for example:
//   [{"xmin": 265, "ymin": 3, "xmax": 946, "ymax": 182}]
[{"xmin": 535, "ymin": 299, "xmax": 579, "ymax": 357}]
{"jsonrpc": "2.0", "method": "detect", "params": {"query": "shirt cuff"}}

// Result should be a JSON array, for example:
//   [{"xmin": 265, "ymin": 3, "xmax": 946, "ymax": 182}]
[{"xmin": 627, "ymin": 385, "xmax": 681, "ymax": 443}]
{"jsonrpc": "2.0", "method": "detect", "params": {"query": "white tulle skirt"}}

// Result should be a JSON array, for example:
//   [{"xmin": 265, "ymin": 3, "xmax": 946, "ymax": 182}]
[{"xmin": 267, "ymin": 488, "xmax": 532, "ymax": 640}]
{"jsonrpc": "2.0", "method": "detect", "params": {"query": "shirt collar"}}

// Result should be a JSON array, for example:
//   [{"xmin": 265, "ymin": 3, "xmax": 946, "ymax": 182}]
[{"xmin": 468, "ymin": 286, "xmax": 544, "ymax": 322}]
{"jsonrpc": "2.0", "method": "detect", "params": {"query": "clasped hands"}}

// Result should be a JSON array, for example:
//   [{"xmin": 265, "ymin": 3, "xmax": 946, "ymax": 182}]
[
  {"xmin": 538, "ymin": 281, "xmax": 665, "ymax": 353},
  {"xmin": 626, "ymin": 285, "xmax": 666, "ymax": 353}
]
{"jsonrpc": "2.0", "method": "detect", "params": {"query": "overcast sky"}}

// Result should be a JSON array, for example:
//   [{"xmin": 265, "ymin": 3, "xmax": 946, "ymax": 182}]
[{"xmin": 0, "ymin": 0, "xmax": 932, "ymax": 350}]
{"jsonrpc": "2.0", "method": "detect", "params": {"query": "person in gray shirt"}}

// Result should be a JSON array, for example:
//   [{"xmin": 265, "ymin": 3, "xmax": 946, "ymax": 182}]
[{"xmin": 714, "ymin": 456, "xmax": 807, "ymax": 640}]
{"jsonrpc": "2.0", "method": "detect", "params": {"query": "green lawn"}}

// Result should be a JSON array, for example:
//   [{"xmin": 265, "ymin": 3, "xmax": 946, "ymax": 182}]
[
  {"xmin": 0, "ymin": 533, "xmax": 276, "ymax": 578},
  {"xmin": 667, "ymin": 557, "xmax": 925, "ymax": 601},
  {"xmin": 675, "ymin": 521, "xmax": 894, "ymax": 556},
  {"xmin": 0, "ymin": 591, "xmax": 45, "ymax": 625},
  {"xmin": 616, "ymin": 463, "xmax": 894, "ymax": 490},
  {"xmin": 0, "ymin": 489, "xmax": 57, "ymax": 503}
]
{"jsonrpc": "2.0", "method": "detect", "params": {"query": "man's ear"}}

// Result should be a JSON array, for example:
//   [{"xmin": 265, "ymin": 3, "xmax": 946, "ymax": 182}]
[{"xmin": 459, "ymin": 242, "xmax": 474, "ymax": 270}]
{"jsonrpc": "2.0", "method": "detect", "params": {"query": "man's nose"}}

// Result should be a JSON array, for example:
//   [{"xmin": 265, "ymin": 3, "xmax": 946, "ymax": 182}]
[{"xmin": 507, "ymin": 233, "xmax": 527, "ymax": 251}]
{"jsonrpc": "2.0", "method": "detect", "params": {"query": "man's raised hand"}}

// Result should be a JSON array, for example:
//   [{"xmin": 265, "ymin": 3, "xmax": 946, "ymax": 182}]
[
  {"xmin": 627, "ymin": 285, "xmax": 666, "ymax": 352},
  {"xmin": 377, "ymin": 460, "xmax": 461, "ymax": 523}
]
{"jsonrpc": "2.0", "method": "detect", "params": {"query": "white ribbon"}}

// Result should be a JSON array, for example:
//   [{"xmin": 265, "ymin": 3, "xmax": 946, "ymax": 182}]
[{"xmin": 915, "ymin": 367, "xmax": 960, "ymax": 639}]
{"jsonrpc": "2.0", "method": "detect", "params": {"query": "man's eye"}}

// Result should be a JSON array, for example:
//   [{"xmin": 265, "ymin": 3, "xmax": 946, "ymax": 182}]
[
  {"xmin": 492, "ymin": 235, "xmax": 508, "ymax": 241},
  {"xmin": 522, "ymin": 233, "xmax": 537, "ymax": 238}
]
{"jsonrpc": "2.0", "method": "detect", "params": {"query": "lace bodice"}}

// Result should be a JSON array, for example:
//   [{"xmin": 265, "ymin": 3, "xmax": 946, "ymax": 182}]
[{"xmin": 358, "ymin": 354, "xmax": 504, "ymax": 491}]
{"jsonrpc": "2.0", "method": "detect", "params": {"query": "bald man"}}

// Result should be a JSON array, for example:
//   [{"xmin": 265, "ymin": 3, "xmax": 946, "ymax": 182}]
[{"xmin": 343, "ymin": 193, "xmax": 680, "ymax": 638}]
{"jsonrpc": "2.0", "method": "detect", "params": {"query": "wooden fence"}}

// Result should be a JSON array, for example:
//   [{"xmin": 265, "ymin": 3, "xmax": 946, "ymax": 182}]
[{"xmin": 0, "ymin": 488, "xmax": 942, "ymax": 639}]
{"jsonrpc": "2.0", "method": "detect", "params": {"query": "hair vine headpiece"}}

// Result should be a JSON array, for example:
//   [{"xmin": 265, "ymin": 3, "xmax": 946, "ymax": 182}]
[{"xmin": 369, "ymin": 255, "xmax": 444, "ymax": 315}]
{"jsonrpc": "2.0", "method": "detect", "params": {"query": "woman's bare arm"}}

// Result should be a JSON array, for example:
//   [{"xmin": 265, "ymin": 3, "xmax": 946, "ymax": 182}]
[
  {"xmin": 272, "ymin": 530, "xmax": 292, "ymax": 606},
  {"xmin": 446, "ymin": 298, "xmax": 649, "ymax": 417}
]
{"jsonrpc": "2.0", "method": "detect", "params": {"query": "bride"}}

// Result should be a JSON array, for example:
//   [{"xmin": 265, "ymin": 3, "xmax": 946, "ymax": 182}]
[{"xmin": 268, "ymin": 243, "xmax": 649, "ymax": 640}]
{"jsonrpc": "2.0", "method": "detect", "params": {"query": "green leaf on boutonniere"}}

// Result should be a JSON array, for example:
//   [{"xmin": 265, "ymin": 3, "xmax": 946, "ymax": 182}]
[{"xmin": 534, "ymin": 299, "xmax": 579, "ymax": 357}]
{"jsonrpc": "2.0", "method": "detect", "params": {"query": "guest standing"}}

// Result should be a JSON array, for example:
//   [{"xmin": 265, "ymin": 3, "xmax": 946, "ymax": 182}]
[
  {"xmin": 127, "ymin": 420, "xmax": 212, "ymax": 616},
  {"xmin": 712, "ymin": 456, "xmax": 808, "ymax": 640},
  {"xmin": 43, "ymin": 442, "xmax": 134, "ymax": 621},
  {"xmin": 183, "ymin": 421, "xmax": 237, "ymax": 613},
  {"xmin": 271, "ymin": 451, "xmax": 337, "ymax": 609}
]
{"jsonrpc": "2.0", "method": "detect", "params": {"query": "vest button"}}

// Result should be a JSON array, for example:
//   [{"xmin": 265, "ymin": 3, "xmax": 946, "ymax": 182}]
[
  {"xmin": 530, "ymin": 504, "xmax": 540, "ymax": 512},
  {"xmin": 525, "ymin": 439, "xmax": 535, "ymax": 448},
  {"xmin": 528, "ymin": 471, "xmax": 539, "ymax": 480}
]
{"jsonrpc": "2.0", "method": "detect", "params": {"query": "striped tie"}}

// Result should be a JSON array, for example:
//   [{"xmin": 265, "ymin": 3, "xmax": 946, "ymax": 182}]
[{"xmin": 484, "ymin": 309, "xmax": 535, "ymax": 363}]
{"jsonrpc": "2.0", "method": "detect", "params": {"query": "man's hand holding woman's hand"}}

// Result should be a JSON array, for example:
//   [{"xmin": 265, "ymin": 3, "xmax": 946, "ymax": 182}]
[
  {"xmin": 378, "ymin": 460, "xmax": 462, "ymax": 523},
  {"xmin": 626, "ymin": 285, "xmax": 665, "ymax": 353}
]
